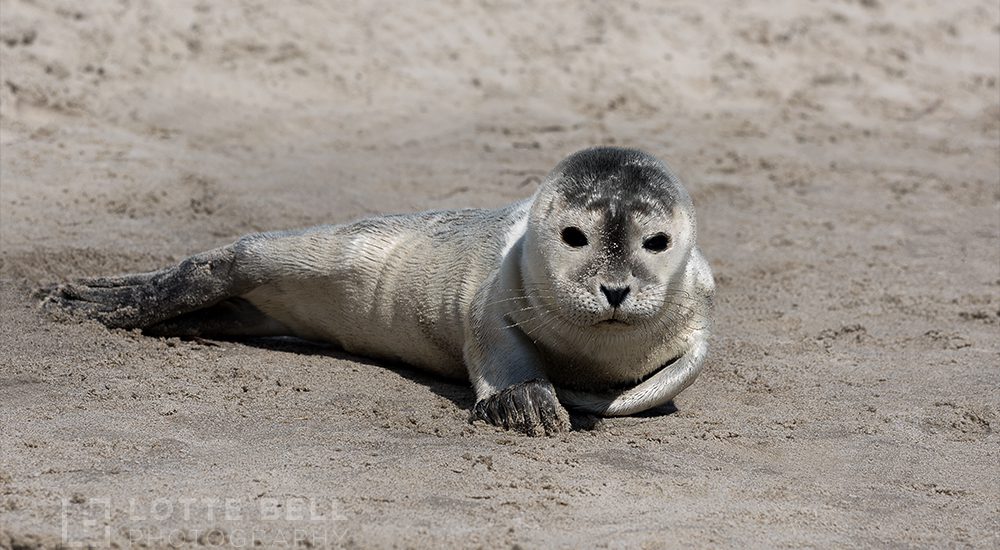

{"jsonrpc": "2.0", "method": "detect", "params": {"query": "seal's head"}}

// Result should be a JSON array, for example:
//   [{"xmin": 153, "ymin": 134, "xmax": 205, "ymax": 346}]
[{"xmin": 523, "ymin": 146, "xmax": 697, "ymax": 329}]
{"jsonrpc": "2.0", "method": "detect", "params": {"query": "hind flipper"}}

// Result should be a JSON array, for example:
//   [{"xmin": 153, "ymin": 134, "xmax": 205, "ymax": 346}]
[
  {"xmin": 39, "ymin": 245, "xmax": 248, "ymax": 329},
  {"xmin": 38, "ymin": 227, "xmax": 341, "ymax": 331}
]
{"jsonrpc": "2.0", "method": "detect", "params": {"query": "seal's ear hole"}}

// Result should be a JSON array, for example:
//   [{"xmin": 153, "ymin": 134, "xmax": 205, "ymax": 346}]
[
  {"xmin": 642, "ymin": 233, "xmax": 671, "ymax": 253},
  {"xmin": 561, "ymin": 227, "xmax": 588, "ymax": 248}
]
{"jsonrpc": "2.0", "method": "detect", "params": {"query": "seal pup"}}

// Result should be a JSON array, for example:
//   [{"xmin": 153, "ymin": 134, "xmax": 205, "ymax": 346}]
[{"xmin": 40, "ymin": 146, "xmax": 715, "ymax": 436}]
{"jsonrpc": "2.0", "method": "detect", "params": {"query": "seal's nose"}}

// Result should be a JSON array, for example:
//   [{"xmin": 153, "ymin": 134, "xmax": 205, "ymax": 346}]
[{"xmin": 600, "ymin": 285, "xmax": 630, "ymax": 308}]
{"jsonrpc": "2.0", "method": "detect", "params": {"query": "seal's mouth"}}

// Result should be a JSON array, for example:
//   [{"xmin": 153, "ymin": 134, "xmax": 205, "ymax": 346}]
[{"xmin": 596, "ymin": 318, "xmax": 630, "ymax": 327}]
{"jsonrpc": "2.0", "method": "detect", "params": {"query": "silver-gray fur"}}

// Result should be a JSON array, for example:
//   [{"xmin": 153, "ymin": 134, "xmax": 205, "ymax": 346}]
[{"xmin": 39, "ymin": 146, "xmax": 715, "ymax": 436}]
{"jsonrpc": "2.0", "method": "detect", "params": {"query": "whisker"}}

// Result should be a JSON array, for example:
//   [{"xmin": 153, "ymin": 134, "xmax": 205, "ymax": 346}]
[{"xmin": 505, "ymin": 309, "xmax": 553, "ymax": 331}]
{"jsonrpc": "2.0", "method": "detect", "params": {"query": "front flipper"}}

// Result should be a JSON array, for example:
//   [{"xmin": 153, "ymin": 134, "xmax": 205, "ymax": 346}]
[
  {"xmin": 558, "ymin": 335, "xmax": 709, "ymax": 416},
  {"xmin": 473, "ymin": 379, "xmax": 570, "ymax": 436},
  {"xmin": 464, "ymin": 256, "xmax": 571, "ymax": 436}
]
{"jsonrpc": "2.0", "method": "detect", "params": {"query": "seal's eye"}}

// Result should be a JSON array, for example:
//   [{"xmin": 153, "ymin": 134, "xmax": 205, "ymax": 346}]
[
  {"xmin": 643, "ymin": 233, "xmax": 670, "ymax": 252},
  {"xmin": 561, "ymin": 227, "xmax": 588, "ymax": 248}
]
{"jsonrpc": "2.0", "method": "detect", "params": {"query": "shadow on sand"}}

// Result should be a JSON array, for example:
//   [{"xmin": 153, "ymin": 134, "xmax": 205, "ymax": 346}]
[
  {"xmin": 230, "ymin": 335, "xmax": 476, "ymax": 409},
  {"xmin": 183, "ymin": 334, "xmax": 679, "ymax": 431}
]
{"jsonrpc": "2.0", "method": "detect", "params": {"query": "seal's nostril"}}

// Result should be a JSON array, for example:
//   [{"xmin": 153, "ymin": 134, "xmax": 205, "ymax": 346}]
[{"xmin": 600, "ymin": 285, "xmax": 630, "ymax": 308}]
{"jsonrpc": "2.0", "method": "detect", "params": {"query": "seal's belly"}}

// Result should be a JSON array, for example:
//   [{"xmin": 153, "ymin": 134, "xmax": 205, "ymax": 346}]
[
  {"xmin": 243, "ymin": 277, "xmax": 468, "ymax": 379},
  {"xmin": 239, "ymin": 208, "xmax": 510, "ymax": 381}
]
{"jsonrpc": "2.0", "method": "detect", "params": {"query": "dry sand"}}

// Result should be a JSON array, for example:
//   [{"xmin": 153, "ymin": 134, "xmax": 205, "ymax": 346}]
[{"xmin": 1, "ymin": 0, "xmax": 998, "ymax": 548}]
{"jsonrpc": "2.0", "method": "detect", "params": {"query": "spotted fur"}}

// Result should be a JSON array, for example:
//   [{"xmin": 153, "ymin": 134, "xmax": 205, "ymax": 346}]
[{"xmin": 39, "ymin": 147, "xmax": 715, "ymax": 435}]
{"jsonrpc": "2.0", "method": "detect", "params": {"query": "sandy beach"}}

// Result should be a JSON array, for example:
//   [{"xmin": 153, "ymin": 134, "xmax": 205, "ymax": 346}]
[{"xmin": 1, "ymin": 1, "xmax": 998, "ymax": 547}]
